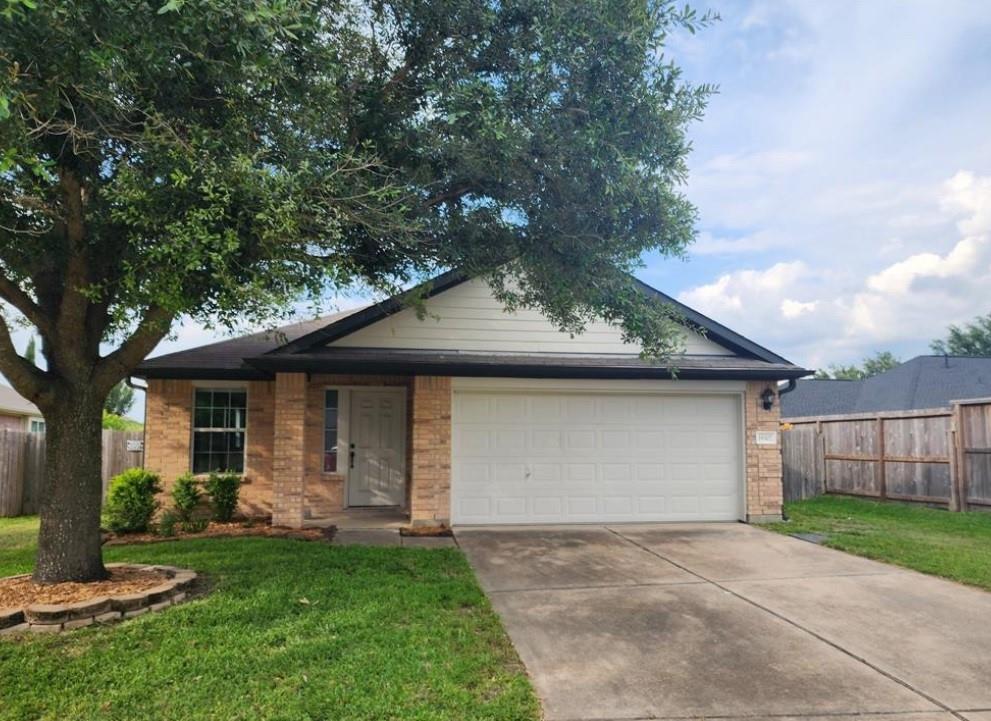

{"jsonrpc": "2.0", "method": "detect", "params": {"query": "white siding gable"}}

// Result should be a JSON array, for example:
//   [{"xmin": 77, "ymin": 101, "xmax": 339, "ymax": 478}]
[{"xmin": 330, "ymin": 278, "xmax": 736, "ymax": 356}]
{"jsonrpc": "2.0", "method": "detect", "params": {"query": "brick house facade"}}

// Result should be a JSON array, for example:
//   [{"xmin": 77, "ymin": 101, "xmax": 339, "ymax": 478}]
[{"xmin": 138, "ymin": 272, "xmax": 804, "ymax": 528}]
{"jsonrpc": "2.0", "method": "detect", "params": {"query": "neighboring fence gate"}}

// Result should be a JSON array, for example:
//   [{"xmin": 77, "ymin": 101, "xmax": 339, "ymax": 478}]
[
  {"xmin": 782, "ymin": 398, "xmax": 991, "ymax": 509},
  {"xmin": 0, "ymin": 429, "xmax": 144, "ymax": 517}
]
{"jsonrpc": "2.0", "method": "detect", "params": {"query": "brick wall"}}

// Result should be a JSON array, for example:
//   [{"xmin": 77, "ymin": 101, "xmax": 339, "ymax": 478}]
[
  {"xmin": 408, "ymin": 376, "xmax": 452, "ymax": 527},
  {"xmin": 144, "ymin": 378, "xmax": 275, "ymax": 517},
  {"xmin": 272, "ymin": 373, "xmax": 306, "ymax": 527},
  {"xmin": 242, "ymin": 380, "xmax": 275, "ymax": 516},
  {"xmin": 744, "ymin": 380, "xmax": 784, "ymax": 522},
  {"xmin": 144, "ymin": 379, "xmax": 193, "ymax": 489}
]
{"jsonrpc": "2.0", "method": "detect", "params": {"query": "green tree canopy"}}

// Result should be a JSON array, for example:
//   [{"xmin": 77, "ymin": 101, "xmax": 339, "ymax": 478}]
[
  {"xmin": 931, "ymin": 313, "xmax": 991, "ymax": 356},
  {"xmin": 0, "ymin": 0, "xmax": 715, "ymax": 582},
  {"xmin": 815, "ymin": 351, "xmax": 901, "ymax": 380}
]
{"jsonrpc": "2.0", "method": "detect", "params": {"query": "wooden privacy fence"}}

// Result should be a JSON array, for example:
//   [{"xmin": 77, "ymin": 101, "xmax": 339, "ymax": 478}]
[
  {"xmin": 781, "ymin": 398, "xmax": 991, "ymax": 509},
  {"xmin": 0, "ymin": 429, "xmax": 144, "ymax": 517}
]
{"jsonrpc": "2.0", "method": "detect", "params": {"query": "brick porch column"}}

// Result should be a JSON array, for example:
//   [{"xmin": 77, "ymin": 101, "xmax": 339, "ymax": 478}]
[
  {"xmin": 745, "ymin": 380, "xmax": 784, "ymax": 522},
  {"xmin": 272, "ymin": 372, "xmax": 306, "ymax": 528},
  {"xmin": 409, "ymin": 376, "xmax": 452, "ymax": 527}
]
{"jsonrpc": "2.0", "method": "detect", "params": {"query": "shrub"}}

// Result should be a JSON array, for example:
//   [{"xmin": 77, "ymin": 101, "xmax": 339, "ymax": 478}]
[
  {"xmin": 181, "ymin": 518, "xmax": 209, "ymax": 534},
  {"xmin": 156, "ymin": 510, "xmax": 178, "ymax": 537},
  {"xmin": 203, "ymin": 471, "xmax": 241, "ymax": 522},
  {"xmin": 104, "ymin": 468, "xmax": 162, "ymax": 533},
  {"xmin": 171, "ymin": 473, "xmax": 201, "ymax": 522}
]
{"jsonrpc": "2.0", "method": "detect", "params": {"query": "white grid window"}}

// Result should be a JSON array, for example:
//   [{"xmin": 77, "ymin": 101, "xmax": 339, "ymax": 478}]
[{"xmin": 192, "ymin": 389, "xmax": 246, "ymax": 473}]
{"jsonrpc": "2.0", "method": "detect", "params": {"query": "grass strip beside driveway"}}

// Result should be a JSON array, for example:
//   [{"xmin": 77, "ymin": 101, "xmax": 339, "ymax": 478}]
[
  {"xmin": 0, "ymin": 517, "xmax": 538, "ymax": 721},
  {"xmin": 768, "ymin": 496, "xmax": 991, "ymax": 591}
]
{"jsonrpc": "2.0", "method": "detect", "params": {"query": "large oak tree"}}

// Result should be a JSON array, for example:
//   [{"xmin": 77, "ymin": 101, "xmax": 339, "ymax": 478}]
[{"xmin": 0, "ymin": 0, "xmax": 712, "ymax": 582}]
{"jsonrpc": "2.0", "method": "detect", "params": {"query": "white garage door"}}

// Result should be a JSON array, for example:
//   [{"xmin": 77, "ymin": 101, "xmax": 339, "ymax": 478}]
[{"xmin": 452, "ymin": 391, "xmax": 742, "ymax": 524}]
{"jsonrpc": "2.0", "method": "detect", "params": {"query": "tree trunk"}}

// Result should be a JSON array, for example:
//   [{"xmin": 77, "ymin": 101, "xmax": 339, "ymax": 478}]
[{"xmin": 33, "ymin": 392, "xmax": 107, "ymax": 583}]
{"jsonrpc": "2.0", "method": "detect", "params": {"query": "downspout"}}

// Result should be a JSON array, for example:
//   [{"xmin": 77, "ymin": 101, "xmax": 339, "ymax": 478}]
[
  {"xmin": 776, "ymin": 378, "xmax": 798, "ymax": 521},
  {"xmin": 126, "ymin": 377, "xmax": 148, "ymax": 469}
]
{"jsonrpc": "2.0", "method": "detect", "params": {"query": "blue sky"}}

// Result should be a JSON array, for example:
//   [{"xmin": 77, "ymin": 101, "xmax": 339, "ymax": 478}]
[
  {"xmin": 651, "ymin": 0, "xmax": 991, "ymax": 368},
  {"xmin": 12, "ymin": 0, "xmax": 991, "ymax": 420}
]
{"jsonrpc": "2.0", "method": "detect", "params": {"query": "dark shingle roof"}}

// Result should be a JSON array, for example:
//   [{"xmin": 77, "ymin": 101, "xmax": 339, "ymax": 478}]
[
  {"xmin": 781, "ymin": 356, "xmax": 991, "ymax": 418},
  {"xmin": 137, "ymin": 309, "xmax": 363, "ymax": 378}
]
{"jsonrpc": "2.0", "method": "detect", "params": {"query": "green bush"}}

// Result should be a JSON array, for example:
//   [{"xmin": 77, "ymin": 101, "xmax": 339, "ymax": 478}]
[
  {"xmin": 104, "ymin": 468, "xmax": 162, "ymax": 533},
  {"xmin": 181, "ymin": 518, "xmax": 209, "ymax": 534},
  {"xmin": 156, "ymin": 510, "xmax": 178, "ymax": 537},
  {"xmin": 171, "ymin": 473, "xmax": 201, "ymax": 522},
  {"xmin": 203, "ymin": 471, "xmax": 241, "ymax": 522}
]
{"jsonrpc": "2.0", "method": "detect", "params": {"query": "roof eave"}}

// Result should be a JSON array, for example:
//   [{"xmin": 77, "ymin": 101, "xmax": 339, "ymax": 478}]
[
  {"xmin": 133, "ymin": 367, "xmax": 272, "ymax": 381},
  {"xmin": 246, "ymin": 355, "xmax": 811, "ymax": 381}
]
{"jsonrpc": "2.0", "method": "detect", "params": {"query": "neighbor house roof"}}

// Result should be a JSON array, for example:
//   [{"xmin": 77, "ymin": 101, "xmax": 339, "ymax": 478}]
[
  {"xmin": 781, "ymin": 355, "xmax": 991, "ymax": 418},
  {"xmin": 0, "ymin": 384, "xmax": 41, "ymax": 417},
  {"xmin": 136, "ymin": 271, "xmax": 809, "ymax": 381}
]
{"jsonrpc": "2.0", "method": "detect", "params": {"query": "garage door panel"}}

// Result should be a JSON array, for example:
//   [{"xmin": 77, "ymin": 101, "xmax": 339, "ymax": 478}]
[{"xmin": 452, "ymin": 391, "xmax": 742, "ymax": 524}]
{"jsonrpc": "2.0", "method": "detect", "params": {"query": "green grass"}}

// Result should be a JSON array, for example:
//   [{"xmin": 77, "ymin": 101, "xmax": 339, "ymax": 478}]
[
  {"xmin": 768, "ymin": 496, "xmax": 991, "ymax": 591},
  {"xmin": 0, "ymin": 517, "xmax": 538, "ymax": 721}
]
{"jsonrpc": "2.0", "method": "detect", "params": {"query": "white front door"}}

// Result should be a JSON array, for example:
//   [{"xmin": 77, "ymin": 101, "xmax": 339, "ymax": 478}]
[
  {"xmin": 347, "ymin": 389, "xmax": 406, "ymax": 507},
  {"xmin": 452, "ymin": 390, "xmax": 742, "ymax": 524}
]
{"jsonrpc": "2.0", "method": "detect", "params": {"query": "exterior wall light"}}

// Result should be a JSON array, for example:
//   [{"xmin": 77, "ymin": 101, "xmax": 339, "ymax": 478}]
[{"xmin": 761, "ymin": 387, "xmax": 776, "ymax": 411}]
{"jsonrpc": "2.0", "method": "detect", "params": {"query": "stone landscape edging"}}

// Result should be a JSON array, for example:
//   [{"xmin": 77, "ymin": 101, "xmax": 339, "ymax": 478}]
[{"xmin": 0, "ymin": 563, "xmax": 198, "ymax": 636}]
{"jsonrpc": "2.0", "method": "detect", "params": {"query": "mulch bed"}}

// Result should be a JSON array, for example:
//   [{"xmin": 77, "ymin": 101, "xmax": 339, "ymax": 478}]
[
  {"xmin": 0, "ymin": 566, "xmax": 167, "ymax": 608},
  {"xmin": 104, "ymin": 521, "xmax": 333, "ymax": 546},
  {"xmin": 399, "ymin": 525, "xmax": 453, "ymax": 537}
]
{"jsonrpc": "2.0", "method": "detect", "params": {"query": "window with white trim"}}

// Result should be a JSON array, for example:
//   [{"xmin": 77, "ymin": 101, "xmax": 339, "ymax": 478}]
[
  {"xmin": 192, "ymin": 389, "xmax": 246, "ymax": 473},
  {"xmin": 323, "ymin": 390, "xmax": 339, "ymax": 472},
  {"xmin": 29, "ymin": 419, "xmax": 45, "ymax": 433}
]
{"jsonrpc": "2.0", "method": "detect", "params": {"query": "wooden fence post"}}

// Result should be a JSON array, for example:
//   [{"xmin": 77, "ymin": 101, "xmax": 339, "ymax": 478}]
[
  {"xmin": 876, "ymin": 416, "xmax": 887, "ymax": 500},
  {"xmin": 816, "ymin": 421, "xmax": 827, "ymax": 494},
  {"xmin": 952, "ymin": 402, "xmax": 968, "ymax": 512}
]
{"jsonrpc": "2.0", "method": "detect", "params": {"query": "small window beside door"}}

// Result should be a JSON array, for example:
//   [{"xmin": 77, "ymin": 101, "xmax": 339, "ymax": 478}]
[{"xmin": 324, "ymin": 390, "xmax": 339, "ymax": 473}]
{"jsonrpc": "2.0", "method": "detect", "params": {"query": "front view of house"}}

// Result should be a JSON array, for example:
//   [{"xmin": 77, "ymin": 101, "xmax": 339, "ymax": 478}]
[{"xmin": 136, "ymin": 271, "xmax": 808, "ymax": 528}]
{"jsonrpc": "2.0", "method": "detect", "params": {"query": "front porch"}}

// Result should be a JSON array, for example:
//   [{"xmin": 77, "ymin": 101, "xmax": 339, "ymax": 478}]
[
  {"xmin": 271, "ymin": 373, "xmax": 452, "ymax": 529},
  {"xmin": 303, "ymin": 507, "xmax": 409, "ymax": 530}
]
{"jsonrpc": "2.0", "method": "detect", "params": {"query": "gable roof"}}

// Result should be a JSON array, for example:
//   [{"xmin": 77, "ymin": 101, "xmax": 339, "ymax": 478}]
[
  {"xmin": 780, "ymin": 355, "xmax": 991, "ymax": 418},
  {"xmin": 136, "ymin": 270, "xmax": 809, "ymax": 381}
]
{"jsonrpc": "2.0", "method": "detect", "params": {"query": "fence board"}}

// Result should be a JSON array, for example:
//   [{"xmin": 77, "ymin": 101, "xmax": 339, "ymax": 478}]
[
  {"xmin": 0, "ymin": 429, "xmax": 143, "ymax": 517},
  {"xmin": 783, "ymin": 401, "xmax": 990, "ymax": 509},
  {"xmin": 782, "ymin": 424, "xmax": 821, "ymax": 501},
  {"xmin": 961, "ymin": 402, "xmax": 991, "ymax": 506},
  {"xmin": 0, "ymin": 430, "xmax": 26, "ymax": 516}
]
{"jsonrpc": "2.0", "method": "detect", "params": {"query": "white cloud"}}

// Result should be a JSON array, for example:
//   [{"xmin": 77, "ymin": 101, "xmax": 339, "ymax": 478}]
[
  {"xmin": 942, "ymin": 171, "xmax": 991, "ymax": 236},
  {"xmin": 678, "ymin": 171, "xmax": 991, "ymax": 367},
  {"xmin": 781, "ymin": 299, "xmax": 817, "ymax": 319}
]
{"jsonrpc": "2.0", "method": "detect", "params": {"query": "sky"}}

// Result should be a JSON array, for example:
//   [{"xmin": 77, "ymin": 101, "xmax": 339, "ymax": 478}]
[{"xmin": 9, "ymin": 0, "xmax": 991, "ymax": 421}]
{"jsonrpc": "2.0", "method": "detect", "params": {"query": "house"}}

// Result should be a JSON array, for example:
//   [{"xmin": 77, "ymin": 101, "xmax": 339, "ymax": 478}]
[
  {"xmin": 781, "ymin": 355, "xmax": 991, "ymax": 418},
  {"xmin": 0, "ymin": 384, "xmax": 45, "ymax": 433},
  {"xmin": 135, "ymin": 271, "xmax": 809, "ymax": 528}
]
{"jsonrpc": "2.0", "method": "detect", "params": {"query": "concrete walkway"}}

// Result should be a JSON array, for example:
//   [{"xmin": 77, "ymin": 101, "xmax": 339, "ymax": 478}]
[{"xmin": 457, "ymin": 523, "xmax": 991, "ymax": 721}]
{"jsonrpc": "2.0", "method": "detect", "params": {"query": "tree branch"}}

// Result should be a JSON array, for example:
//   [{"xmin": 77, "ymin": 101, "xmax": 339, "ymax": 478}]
[
  {"xmin": 94, "ymin": 305, "xmax": 174, "ymax": 391},
  {"xmin": 54, "ymin": 167, "xmax": 92, "ymax": 350},
  {"xmin": 0, "ymin": 273, "xmax": 53, "ymax": 337},
  {"xmin": 423, "ymin": 184, "xmax": 474, "ymax": 207},
  {"xmin": 0, "ymin": 314, "xmax": 52, "ymax": 408}
]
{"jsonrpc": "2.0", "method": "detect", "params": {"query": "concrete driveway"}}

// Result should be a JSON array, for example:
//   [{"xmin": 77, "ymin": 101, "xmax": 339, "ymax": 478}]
[{"xmin": 457, "ymin": 523, "xmax": 991, "ymax": 721}]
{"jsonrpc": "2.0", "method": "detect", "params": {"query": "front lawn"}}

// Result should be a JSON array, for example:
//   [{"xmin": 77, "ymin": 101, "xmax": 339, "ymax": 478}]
[
  {"xmin": 768, "ymin": 496, "xmax": 991, "ymax": 591},
  {"xmin": 0, "ymin": 517, "xmax": 538, "ymax": 721}
]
